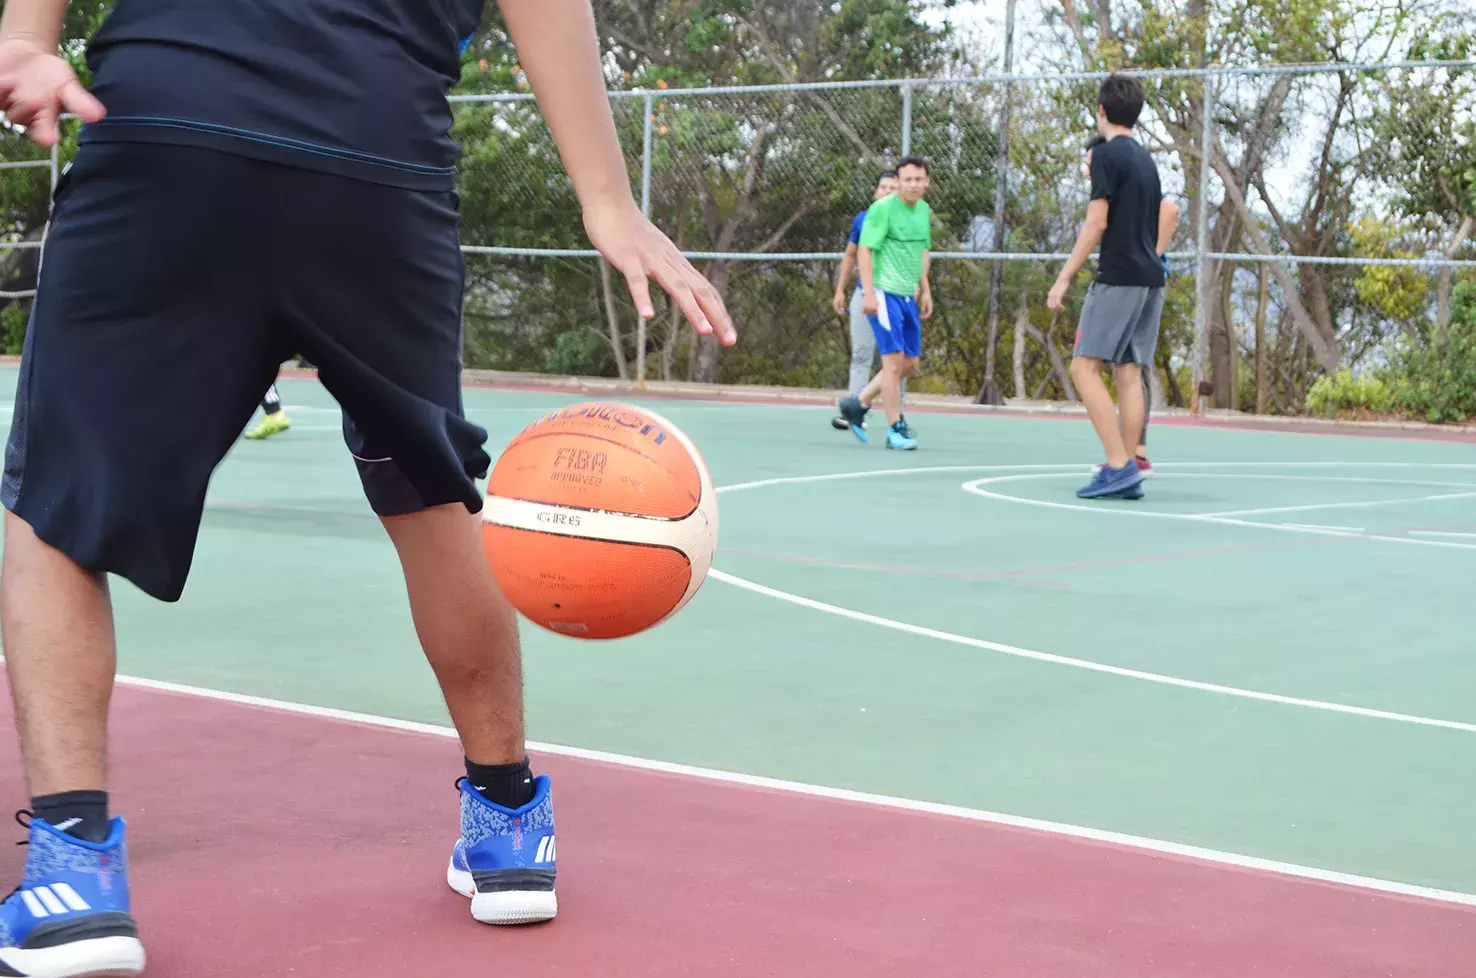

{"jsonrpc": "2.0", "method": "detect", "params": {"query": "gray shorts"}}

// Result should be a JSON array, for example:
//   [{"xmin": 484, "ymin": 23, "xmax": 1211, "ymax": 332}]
[{"xmin": 1073, "ymin": 283, "xmax": 1165, "ymax": 365}]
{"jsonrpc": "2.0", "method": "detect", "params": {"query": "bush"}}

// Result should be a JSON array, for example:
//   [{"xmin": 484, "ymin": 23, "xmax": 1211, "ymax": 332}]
[
  {"xmin": 0, "ymin": 302, "xmax": 26, "ymax": 355},
  {"xmin": 1306, "ymin": 368, "xmax": 1390, "ymax": 417},
  {"xmin": 1380, "ymin": 282, "xmax": 1476, "ymax": 425}
]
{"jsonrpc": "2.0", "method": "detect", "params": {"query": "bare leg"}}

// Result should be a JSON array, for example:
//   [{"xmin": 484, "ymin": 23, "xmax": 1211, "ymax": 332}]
[
  {"xmin": 1070, "ymin": 356, "xmax": 1130, "ymax": 469},
  {"xmin": 1, "ymin": 513, "xmax": 116, "ymax": 797},
  {"xmin": 1138, "ymin": 366, "xmax": 1151, "ymax": 456},
  {"xmin": 857, "ymin": 369, "xmax": 884, "ymax": 407},
  {"xmin": 1115, "ymin": 362, "xmax": 1145, "ymax": 465},
  {"xmin": 381, "ymin": 504, "xmax": 525, "ymax": 765},
  {"xmin": 878, "ymin": 353, "xmax": 907, "ymax": 426}
]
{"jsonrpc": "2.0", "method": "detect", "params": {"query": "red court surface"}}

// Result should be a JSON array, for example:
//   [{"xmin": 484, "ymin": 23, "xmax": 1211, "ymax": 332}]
[{"xmin": 2, "ymin": 676, "xmax": 1473, "ymax": 977}]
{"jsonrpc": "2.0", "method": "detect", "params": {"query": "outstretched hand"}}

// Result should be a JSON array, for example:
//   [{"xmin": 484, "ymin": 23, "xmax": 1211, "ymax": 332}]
[
  {"xmin": 0, "ymin": 38, "xmax": 106, "ymax": 147},
  {"xmin": 583, "ymin": 201, "xmax": 736, "ymax": 347}
]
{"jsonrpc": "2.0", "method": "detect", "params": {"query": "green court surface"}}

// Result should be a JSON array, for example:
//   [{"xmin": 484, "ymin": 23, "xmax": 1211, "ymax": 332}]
[{"xmin": 4, "ymin": 368, "xmax": 1476, "ymax": 897}]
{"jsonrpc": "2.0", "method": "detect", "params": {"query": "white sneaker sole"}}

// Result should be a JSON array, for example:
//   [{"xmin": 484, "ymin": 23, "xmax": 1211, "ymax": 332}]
[
  {"xmin": 0, "ymin": 936, "xmax": 146, "ymax": 978},
  {"xmin": 447, "ymin": 863, "xmax": 557, "ymax": 925}
]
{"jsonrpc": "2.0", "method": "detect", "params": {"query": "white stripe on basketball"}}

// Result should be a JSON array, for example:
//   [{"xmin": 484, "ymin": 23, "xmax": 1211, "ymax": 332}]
[
  {"xmin": 34, "ymin": 886, "xmax": 67, "ymax": 915},
  {"xmin": 481, "ymin": 404, "xmax": 719, "ymax": 624},
  {"xmin": 20, "ymin": 890, "xmax": 47, "ymax": 918},
  {"xmin": 49, "ymin": 882, "xmax": 91, "ymax": 912}
]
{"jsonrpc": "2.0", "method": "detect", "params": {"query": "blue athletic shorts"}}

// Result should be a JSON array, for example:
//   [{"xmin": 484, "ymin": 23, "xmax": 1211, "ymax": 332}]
[{"xmin": 867, "ymin": 292, "xmax": 922, "ymax": 358}]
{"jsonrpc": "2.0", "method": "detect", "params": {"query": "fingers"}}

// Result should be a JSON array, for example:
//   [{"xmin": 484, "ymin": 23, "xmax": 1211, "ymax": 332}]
[
  {"xmin": 24, "ymin": 107, "xmax": 56, "ymax": 148},
  {"xmin": 60, "ymin": 80, "xmax": 105, "ymax": 123},
  {"xmin": 650, "ymin": 248, "xmax": 735, "ymax": 347},
  {"xmin": 645, "ymin": 257, "xmax": 711, "ymax": 340},
  {"xmin": 620, "ymin": 264, "xmax": 656, "ymax": 320}
]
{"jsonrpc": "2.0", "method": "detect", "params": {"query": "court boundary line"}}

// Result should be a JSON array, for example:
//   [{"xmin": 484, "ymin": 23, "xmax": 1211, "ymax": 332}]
[{"xmin": 104, "ymin": 672, "xmax": 1476, "ymax": 910}]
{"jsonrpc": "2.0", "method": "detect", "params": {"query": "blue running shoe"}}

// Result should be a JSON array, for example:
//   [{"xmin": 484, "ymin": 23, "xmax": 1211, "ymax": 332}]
[
  {"xmin": 0, "ymin": 813, "xmax": 144, "ymax": 978},
  {"xmin": 446, "ymin": 776, "xmax": 556, "ymax": 925},
  {"xmin": 837, "ymin": 396, "xmax": 869, "ymax": 443},
  {"xmin": 885, "ymin": 421, "xmax": 917, "ymax": 451},
  {"xmin": 1077, "ymin": 460, "xmax": 1144, "ymax": 499}
]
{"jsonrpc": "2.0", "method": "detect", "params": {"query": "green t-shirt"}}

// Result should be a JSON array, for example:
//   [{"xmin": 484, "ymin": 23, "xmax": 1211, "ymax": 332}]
[{"xmin": 859, "ymin": 194, "xmax": 932, "ymax": 297}]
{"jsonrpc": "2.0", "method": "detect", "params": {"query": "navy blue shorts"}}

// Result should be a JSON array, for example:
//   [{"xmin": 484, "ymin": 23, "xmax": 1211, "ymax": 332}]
[
  {"xmin": 2, "ymin": 143, "xmax": 488, "ymax": 601},
  {"xmin": 867, "ymin": 292, "xmax": 922, "ymax": 358}
]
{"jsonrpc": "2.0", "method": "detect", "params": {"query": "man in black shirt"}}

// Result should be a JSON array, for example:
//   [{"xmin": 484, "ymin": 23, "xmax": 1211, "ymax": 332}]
[
  {"xmin": 0, "ymin": 0, "xmax": 735, "ymax": 972},
  {"xmin": 1049, "ymin": 73, "xmax": 1167, "ymax": 500}
]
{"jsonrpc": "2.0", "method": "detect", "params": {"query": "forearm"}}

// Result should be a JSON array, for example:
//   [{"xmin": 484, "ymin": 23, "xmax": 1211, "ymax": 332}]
[
  {"xmin": 858, "ymin": 248, "xmax": 876, "ymax": 294},
  {"xmin": 1057, "ymin": 223, "xmax": 1105, "ymax": 284},
  {"xmin": 835, "ymin": 253, "xmax": 856, "ymax": 292},
  {"xmin": 0, "ymin": 0, "xmax": 69, "ymax": 47},
  {"xmin": 1156, "ymin": 205, "xmax": 1180, "ymax": 256},
  {"xmin": 921, "ymin": 252, "xmax": 932, "ymax": 294},
  {"xmin": 498, "ymin": 0, "xmax": 633, "ymax": 210}
]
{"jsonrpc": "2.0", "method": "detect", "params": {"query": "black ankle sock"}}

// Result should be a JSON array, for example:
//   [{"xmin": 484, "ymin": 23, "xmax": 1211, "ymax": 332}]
[
  {"xmin": 465, "ymin": 757, "xmax": 535, "ymax": 810},
  {"xmin": 30, "ymin": 790, "xmax": 110, "ymax": 843}
]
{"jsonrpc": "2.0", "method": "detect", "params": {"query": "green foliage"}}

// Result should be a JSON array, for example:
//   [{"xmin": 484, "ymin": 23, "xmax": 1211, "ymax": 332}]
[
  {"xmin": 0, "ymin": 302, "xmax": 27, "ymax": 355},
  {"xmin": 1381, "ymin": 283, "xmax": 1476, "ymax": 424},
  {"xmin": 545, "ymin": 329, "xmax": 609, "ymax": 376},
  {"xmin": 1306, "ymin": 368, "xmax": 1390, "ymax": 417}
]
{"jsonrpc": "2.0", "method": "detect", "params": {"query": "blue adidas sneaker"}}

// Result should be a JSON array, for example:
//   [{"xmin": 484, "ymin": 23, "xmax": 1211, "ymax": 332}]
[
  {"xmin": 0, "ymin": 814, "xmax": 144, "ymax": 978},
  {"xmin": 446, "ymin": 776, "xmax": 556, "ymax": 925}
]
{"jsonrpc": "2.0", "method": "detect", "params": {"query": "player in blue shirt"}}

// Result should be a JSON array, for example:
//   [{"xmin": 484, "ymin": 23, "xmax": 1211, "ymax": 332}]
[
  {"xmin": 829, "ymin": 170, "xmax": 900, "ymax": 434},
  {"xmin": 0, "ymin": 0, "xmax": 735, "ymax": 972}
]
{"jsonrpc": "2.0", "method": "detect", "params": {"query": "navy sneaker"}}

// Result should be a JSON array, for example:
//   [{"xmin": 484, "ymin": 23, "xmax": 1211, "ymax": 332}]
[
  {"xmin": 837, "ymin": 396, "xmax": 870, "ymax": 443},
  {"xmin": 0, "ymin": 814, "xmax": 144, "ymax": 978},
  {"xmin": 446, "ymin": 776, "xmax": 556, "ymax": 925},
  {"xmin": 1077, "ymin": 460, "xmax": 1144, "ymax": 499}
]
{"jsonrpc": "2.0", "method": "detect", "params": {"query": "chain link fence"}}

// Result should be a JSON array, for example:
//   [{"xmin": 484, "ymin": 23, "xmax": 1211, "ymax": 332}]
[{"xmin": 1, "ymin": 60, "xmax": 1473, "ymax": 415}]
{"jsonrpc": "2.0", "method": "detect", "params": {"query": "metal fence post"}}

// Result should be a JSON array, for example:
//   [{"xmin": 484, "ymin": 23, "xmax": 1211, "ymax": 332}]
[
  {"xmin": 900, "ymin": 83, "xmax": 913, "ymax": 158},
  {"xmin": 637, "ymin": 92, "xmax": 655, "ymax": 390},
  {"xmin": 1191, "ymin": 69, "xmax": 1217, "ymax": 416}
]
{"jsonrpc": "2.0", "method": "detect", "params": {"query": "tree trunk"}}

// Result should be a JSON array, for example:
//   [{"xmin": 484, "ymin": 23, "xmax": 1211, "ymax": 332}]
[
  {"xmin": 690, "ymin": 260, "xmax": 731, "ymax": 384},
  {"xmin": 598, "ymin": 257, "xmax": 630, "ymax": 380},
  {"xmin": 1012, "ymin": 276, "xmax": 1028, "ymax": 399},
  {"xmin": 1158, "ymin": 345, "xmax": 1183, "ymax": 407},
  {"xmin": 1211, "ymin": 157, "xmax": 1340, "ymax": 371},
  {"xmin": 1435, "ymin": 215, "xmax": 1474, "ymax": 339},
  {"xmin": 1254, "ymin": 262, "xmax": 1269, "ymax": 415},
  {"xmin": 1223, "ymin": 266, "xmax": 1238, "ymax": 412}
]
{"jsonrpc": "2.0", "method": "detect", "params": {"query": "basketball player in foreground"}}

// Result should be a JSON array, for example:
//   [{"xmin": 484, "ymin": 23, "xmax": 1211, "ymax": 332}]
[{"xmin": 0, "ymin": 0, "xmax": 734, "ymax": 974}]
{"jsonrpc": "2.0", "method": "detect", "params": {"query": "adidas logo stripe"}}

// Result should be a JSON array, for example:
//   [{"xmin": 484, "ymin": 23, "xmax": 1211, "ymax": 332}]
[
  {"xmin": 534, "ymin": 836, "xmax": 557, "ymax": 865},
  {"xmin": 18, "ymin": 883, "xmax": 91, "ymax": 918}
]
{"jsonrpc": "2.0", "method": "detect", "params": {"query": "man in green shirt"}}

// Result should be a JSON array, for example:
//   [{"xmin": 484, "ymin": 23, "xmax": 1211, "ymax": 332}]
[{"xmin": 838, "ymin": 156, "xmax": 933, "ymax": 450}]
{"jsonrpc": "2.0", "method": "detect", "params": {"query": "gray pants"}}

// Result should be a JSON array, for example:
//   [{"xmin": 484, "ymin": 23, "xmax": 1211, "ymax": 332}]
[
  {"xmin": 1073, "ymin": 283, "xmax": 1164, "ymax": 366},
  {"xmin": 847, "ymin": 288, "xmax": 907, "ymax": 401}
]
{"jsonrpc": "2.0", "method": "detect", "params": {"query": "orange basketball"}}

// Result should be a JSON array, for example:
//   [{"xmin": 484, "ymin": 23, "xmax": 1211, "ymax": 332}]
[{"xmin": 480, "ymin": 402, "xmax": 719, "ymax": 640}]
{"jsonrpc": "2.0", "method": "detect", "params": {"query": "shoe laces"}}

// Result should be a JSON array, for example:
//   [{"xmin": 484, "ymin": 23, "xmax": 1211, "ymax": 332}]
[{"xmin": 4, "ymin": 811, "xmax": 31, "ymax": 903}]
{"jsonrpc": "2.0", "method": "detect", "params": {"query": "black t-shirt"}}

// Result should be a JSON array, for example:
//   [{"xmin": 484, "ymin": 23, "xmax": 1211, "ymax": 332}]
[
  {"xmin": 79, "ymin": 0, "xmax": 485, "ymax": 190},
  {"xmin": 1089, "ymin": 135, "xmax": 1165, "ymax": 287}
]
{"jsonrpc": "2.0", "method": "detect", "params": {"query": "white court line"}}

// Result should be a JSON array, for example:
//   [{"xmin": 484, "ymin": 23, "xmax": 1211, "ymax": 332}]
[
  {"xmin": 711, "ymin": 462, "xmax": 1476, "ymax": 734},
  {"xmin": 707, "ymin": 568, "xmax": 1476, "ymax": 735},
  {"xmin": 960, "ymin": 473, "xmax": 1476, "ymax": 553},
  {"xmin": 101, "ymin": 672, "xmax": 1476, "ymax": 909},
  {"xmin": 1201, "ymin": 490, "xmax": 1476, "ymax": 518},
  {"xmin": 1410, "ymin": 531, "xmax": 1476, "ymax": 540},
  {"xmin": 1281, "ymin": 523, "xmax": 1365, "ymax": 534}
]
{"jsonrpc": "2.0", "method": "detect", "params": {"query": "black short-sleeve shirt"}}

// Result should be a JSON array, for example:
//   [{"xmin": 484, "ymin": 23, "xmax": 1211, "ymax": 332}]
[
  {"xmin": 79, "ymin": 0, "xmax": 485, "ymax": 190},
  {"xmin": 1088, "ymin": 135, "xmax": 1165, "ymax": 287}
]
